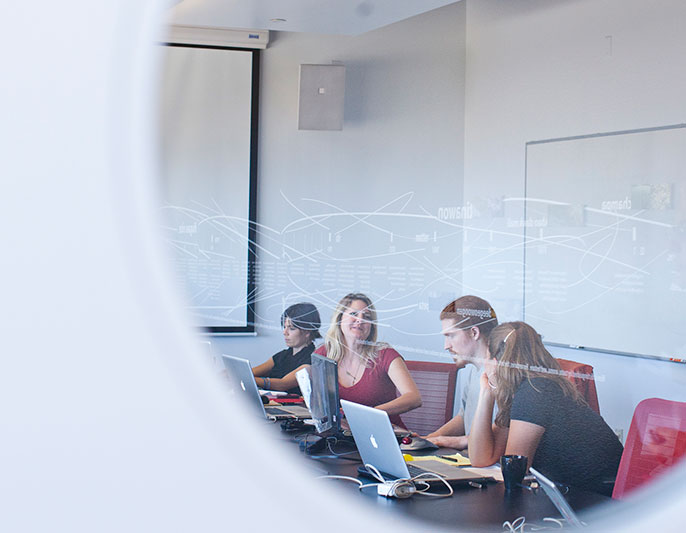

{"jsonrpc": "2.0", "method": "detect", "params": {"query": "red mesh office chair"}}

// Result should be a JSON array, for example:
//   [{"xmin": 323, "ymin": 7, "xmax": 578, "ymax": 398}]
[
  {"xmin": 398, "ymin": 361, "xmax": 457, "ymax": 435},
  {"xmin": 556, "ymin": 358, "xmax": 600, "ymax": 414},
  {"xmin": 612, "ymin": 398, "xmax": 686, "ymax": 499}
]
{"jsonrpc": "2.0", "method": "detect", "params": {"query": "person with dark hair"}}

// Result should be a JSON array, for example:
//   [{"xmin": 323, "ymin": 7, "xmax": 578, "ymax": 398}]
[
  {"xmin": 468, "ymin": 321, "xmax": 623, "ymax": 496},
  {"xmin": 314, "ymin": 293, "xmax": 421, "ymax": 427},
  {"xmin": 252, "ymin": 302, "xmax": 321, "ymax": 395},
  {"xmin": 424, "ymin": 295, "xmax": 498, "ymax": 449}
]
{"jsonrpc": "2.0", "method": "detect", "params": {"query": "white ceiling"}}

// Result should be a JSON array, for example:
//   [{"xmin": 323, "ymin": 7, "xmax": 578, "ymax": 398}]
[{"xmin": 167, "ymin": 0, "xmax": 460, "ymax": 36}]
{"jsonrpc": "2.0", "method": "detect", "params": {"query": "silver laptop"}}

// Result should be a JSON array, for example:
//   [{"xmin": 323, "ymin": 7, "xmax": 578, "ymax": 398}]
[
  {"xmin": 341, "ymin": 399, "xmax": 492, "ymax": 485},
  {"xmin": 222, "ymin": 355, "xmax": 311, "ymax": 420}
]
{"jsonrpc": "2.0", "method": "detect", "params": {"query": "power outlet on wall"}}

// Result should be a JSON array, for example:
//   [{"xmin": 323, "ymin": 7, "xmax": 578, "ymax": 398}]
[{"xmin": 613, "ymin": 428, "xmax": 624, "ymax": 444}]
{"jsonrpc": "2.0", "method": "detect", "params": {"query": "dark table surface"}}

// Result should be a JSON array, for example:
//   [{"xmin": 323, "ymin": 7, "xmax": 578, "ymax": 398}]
[{"xmin": 276, "ymin": 427, "xmax": 614, "ymax": 531}]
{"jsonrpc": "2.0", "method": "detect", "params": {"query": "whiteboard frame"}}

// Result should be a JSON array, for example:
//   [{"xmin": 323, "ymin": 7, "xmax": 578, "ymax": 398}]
[{"xmin": 524, "ymin": 123, "xmax": 686, "ymax": 363}]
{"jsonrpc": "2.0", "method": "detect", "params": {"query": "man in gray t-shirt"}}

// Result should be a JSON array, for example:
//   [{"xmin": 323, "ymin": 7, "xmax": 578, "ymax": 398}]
[
  {"xmin": 456, "ymin": 363, "xmax": 481, "ymax": 436},
  {"xmin": 424, "ymin": 296, "xmax": 498, "ymax": 450}
]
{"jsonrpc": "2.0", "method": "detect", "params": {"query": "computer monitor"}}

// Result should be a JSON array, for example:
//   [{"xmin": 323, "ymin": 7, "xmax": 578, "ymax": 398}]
[{"xmin": 309, "ymin": 353, "xmax": 340, "ymax": 435}]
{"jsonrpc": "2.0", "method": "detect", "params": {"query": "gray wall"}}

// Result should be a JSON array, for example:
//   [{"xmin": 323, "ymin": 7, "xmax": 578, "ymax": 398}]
[
  {"xmin": 211, "ymin": 2, "xmax": 467, "ymax": 365},
  {"xmin": 206, "ymin": 0, "xmax": 686, "ymax": 441},
  {"xmin": 462, "ymin": 0, "xmax": 686, "ymax": 439}
]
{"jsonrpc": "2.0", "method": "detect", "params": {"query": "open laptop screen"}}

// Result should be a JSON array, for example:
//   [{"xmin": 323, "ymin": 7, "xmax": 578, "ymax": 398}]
[{"xmin": 221, "ymin": 354, "xmax": 267, "ymax": 417}]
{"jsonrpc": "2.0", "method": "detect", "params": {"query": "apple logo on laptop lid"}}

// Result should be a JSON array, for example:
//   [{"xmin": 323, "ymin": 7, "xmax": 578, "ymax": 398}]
[{"xmin": 370, "ymin": 434, "xmax": 379, "ymax": 449}]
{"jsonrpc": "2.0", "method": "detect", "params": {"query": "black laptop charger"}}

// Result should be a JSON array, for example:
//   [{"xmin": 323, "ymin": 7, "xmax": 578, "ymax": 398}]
[{"xmin": 299, "ymin": 435, "xmax": 327, "ymax": 454}]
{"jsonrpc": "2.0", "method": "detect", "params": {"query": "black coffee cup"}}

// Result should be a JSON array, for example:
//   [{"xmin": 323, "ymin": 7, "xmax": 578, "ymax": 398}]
[{"xmin": 500, "ymin": 455, "xmax": 528, "ymax": 491}]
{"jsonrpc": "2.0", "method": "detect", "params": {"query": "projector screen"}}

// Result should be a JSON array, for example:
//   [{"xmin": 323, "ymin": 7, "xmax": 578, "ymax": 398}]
[
  {"xmin": 524, "ymin": 124, "xmax": 686, "ymax": 360},
  {"xmin": 158, "ymin": 44, "xmax": 258, "ymax": 334}
]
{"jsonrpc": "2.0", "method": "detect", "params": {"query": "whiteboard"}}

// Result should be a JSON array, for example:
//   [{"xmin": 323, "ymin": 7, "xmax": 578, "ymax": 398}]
[
  {"xmin": 158, "ymin": 45, "xmax": 258, "ymax": 333},
  {"xmin": 524, "ymin": 124, "xmax": 686, "ymax": 360}
]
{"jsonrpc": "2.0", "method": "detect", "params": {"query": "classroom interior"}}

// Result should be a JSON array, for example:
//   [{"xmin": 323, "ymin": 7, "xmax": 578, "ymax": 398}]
[
  {"xmin": 4, "ymin": 0, "xmax": 685, "ymax": 531},
  {"xmin": 154, "ymin": 0, "xmax": 686, "ymax": 528}
]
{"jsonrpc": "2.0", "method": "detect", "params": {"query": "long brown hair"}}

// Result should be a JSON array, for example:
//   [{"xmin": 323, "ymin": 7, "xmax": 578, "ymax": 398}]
[{"xmin": 489, "ymin": 322, "xmax": 580, "ymax": 427}]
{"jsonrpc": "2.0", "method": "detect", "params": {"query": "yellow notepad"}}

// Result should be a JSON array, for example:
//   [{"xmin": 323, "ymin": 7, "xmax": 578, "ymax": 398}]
[{"xmin": 404, "ymin": 452, "xmax": 471, "ymax": 466}]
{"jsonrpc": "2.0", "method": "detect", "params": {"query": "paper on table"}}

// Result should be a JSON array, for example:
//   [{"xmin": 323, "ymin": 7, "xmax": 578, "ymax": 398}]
[
  {"xmin": 258, "ymin": 389, "xmax": 287, "ymax": 396},
  {"xmin": 405, "ymin": 454, "xmax": 503, "ymax": 481},
  {"xmin": 295, "ymin": 367, "xmax": 312, "ymax": 409},
  {"xmin": 462, "ymin": 465, "xmax": 503, "ymax": 482},
  {"xmin": 405, "ymin": 452, "xmax": 471, "ymax": 466},
  {"xmin": 439, "ymin": 452, "xmax": 471, "ymax": 466}
]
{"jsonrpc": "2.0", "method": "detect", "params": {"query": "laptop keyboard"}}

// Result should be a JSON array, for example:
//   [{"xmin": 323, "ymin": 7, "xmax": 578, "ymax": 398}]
[
  {"xmin": 265, "ymin": 406, "xmax": 291, "ymax": 416},
  {"xmin": 406, "ymin": 463, "xmax": 428, "ymax": 477}
]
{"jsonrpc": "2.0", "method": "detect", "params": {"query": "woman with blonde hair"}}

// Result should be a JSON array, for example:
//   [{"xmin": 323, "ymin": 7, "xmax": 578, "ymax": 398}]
[
  {"xmin": 468, "ymin": 321, "xmax": 623, "ymax": 495},
  {"xmin": 314, "ymin": 293, "xmax": 421, "ymax": 427}
]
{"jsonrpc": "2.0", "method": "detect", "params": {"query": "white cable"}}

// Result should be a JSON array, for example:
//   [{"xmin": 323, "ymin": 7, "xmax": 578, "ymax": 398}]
[
  {"xmin": 359, "ymin": 464, "xmax": 416, "ymax": 498},
  {"xmin": 325, "ymin": 438, "xmax": 358, "ymax": 457},
  {"xmin": 531, "ymin": 517, "xmax": 569, "ymax": 530},
  {"xmin": 366, "ymin": 464, "xmax": 458, "ymax": 498},
  {"xmin": 356, "ymin": 464, "xmax": 387, "ymax": 492},
  {"xmin": 502, "ymin": 517, "xmax": 526, "ymax": 533},
  {"xmin": 376, "ymin": 479, "xmax": 416, "ymax": 498},
  {"xmin": 408, "ymin": 472, "xmax": 454, "ymax": 498},
  {"xmin": 316, "ymin": 475, "xmax": 363, "ymax": 486},
  {"xmin": 360, "ymin": 464, "xmax": 455, "ymax": 498},
  {"xmin": 502, "ymin": 516, "xmax": 569, "ymax": 532},
  {"xmin": 362, "ymin": 463, "xmax": 387, "ymax": 483}
]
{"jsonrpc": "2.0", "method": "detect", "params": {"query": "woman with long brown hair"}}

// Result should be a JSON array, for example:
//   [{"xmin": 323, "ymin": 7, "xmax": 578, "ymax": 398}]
[
  {"xmin": 314, "ymin": 293, "xmax": 421, "ymax": 427},
  {"xmin": 468, "ymin": 321, "xmax": 623, "ymax": 495}
]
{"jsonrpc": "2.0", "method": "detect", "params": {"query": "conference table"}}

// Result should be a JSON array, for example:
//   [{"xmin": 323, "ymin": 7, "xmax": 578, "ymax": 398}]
[{"xmin": 273, "ymin": 425, "xmax": 613, "ymax": 531}]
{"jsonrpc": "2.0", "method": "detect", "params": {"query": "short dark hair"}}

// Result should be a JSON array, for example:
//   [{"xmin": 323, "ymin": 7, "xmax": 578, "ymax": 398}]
[{"xmin": 281, "ymin": 302, "xmax": 321, "ymax": 340}]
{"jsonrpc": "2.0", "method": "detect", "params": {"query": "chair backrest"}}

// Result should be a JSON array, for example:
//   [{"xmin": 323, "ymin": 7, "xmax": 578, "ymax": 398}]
[
  {"xmin": 398, "ymin": 361, "xmax": 457, "ymax": 435},
  {"xmin": 555, "ymin": 358, "xmax": 600, "ymax": 414},
  {"xmin": 612, "ymin": 398, "xmax": 686, "ymax": 499}
]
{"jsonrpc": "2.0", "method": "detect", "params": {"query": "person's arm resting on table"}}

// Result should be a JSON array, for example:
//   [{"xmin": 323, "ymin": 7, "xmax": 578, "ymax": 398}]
[
  {"xmin": 426, "ymin": 415, "xmax": 468, "ymax": 449},
  {"xmin": 375, "ymin": 358, "xmax": 422, "ymax": 417},
  {"xmin": 253, "ymin": 359, "xmax": 307, "ymax": 393}
]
